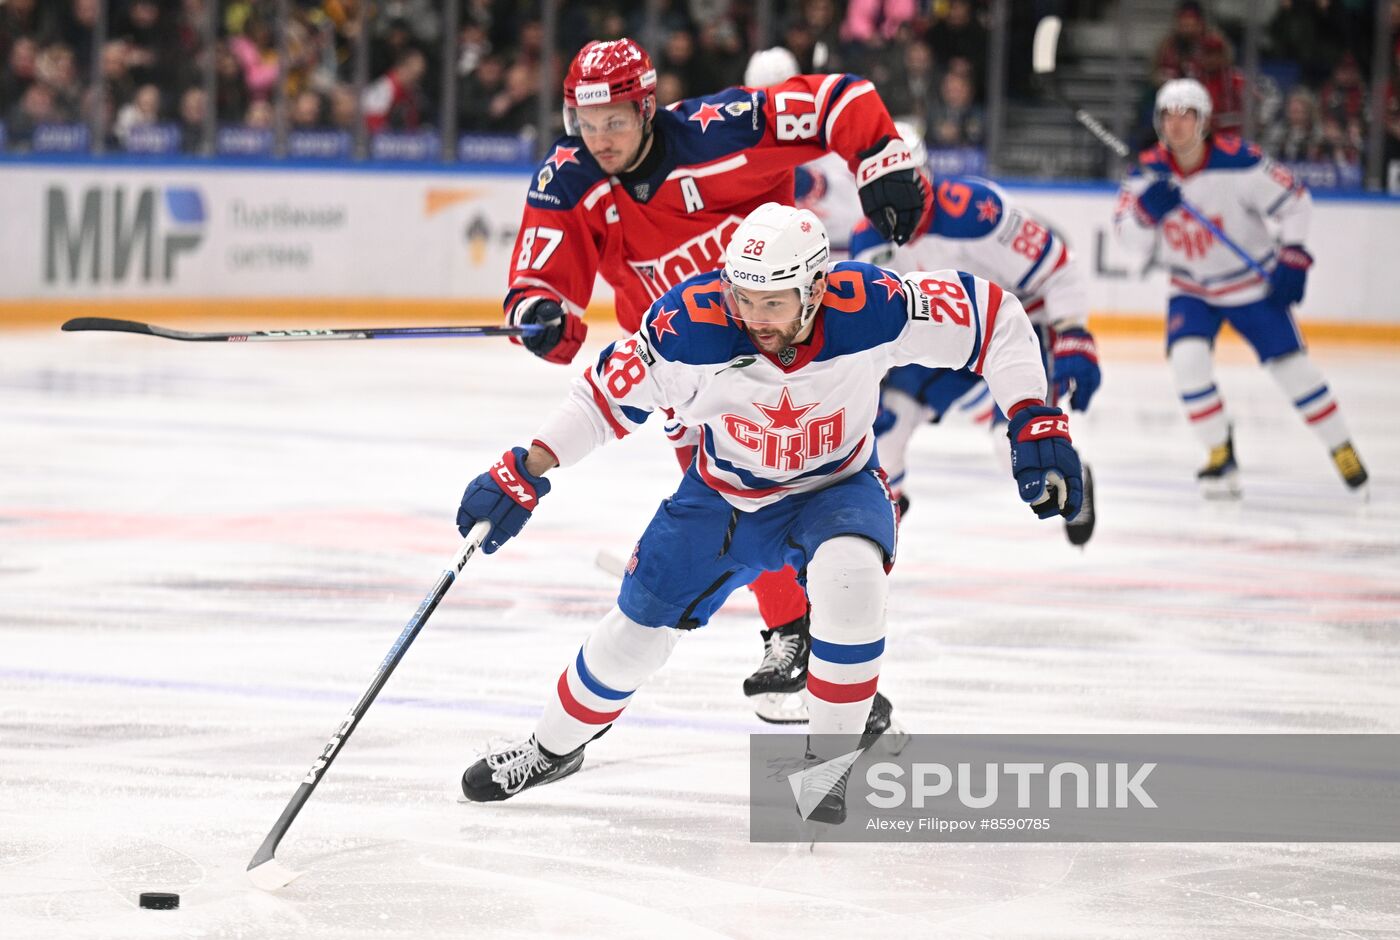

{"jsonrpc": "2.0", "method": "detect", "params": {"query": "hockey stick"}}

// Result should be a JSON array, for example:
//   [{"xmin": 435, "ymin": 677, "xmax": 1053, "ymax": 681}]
[
  {"xmin": 61, "ymin": 317, "xmax": 541, "ymax": 343},
  {"xmin": 1030, "ymin": 16, "xmax": 1268, "ymax": 279},
  {"xmin": 247, "ymin": 519, "xmax": 492, "ymax": 891}
]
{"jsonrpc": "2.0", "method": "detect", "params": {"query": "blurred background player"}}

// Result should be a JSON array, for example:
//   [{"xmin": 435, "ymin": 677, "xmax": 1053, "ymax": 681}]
[
  {"xmin": 745, "ymin": 47, "xmax": 863, "ymax": 252},
  {"xmin": 1115, "ymin": 78, "xmax": 1368, "ymax": 499},
  {"xmin": 501, "ymin": 37, "xmax": 931, "ymax": 728},
  {"xmin": 456, "ymin": 204, "xmax": 1082, "ymax": 822},
  {"xmin": 849, "ymin": 126, "xmax": 1100, "ymax": 546}
]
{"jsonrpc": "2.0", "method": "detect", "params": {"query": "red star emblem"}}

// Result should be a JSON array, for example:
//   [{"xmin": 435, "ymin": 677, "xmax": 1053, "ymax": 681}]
[
  {"xmin": 975, "ymin": 196, "xmax": 1001, "ymax": 223},
  {"xmin": 547, "ymin": 145, "xmax": 580, "ymax": 170},
  {"xmin": 873, "ymin": 271, "xmax": 903, "ymax": 301},
  {"xmin": 689, "ymin": 102, "xmax": 726, "ymax": 133},
  {"xmin": 650, "ymin": 307, "xmax": 679, "ymax": 342},
  {"xmin": 755, "ymin": 387, "xmax": 816, "ymax": 431}
]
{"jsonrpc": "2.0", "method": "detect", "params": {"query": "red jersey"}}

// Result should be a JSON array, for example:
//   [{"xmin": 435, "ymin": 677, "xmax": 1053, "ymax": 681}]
[{"xmin": 505, "ymin": 74, "xmax": 904, "ymax": 335}]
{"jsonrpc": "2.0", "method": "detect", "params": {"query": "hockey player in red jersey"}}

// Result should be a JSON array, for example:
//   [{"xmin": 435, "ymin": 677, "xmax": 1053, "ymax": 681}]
[{"xmin": 502, "ymin": 37, "xmax": 931, "ymax": 726}]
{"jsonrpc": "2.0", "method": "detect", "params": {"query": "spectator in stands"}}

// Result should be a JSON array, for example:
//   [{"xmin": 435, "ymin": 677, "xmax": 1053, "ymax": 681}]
[
  {"xmin": 363, "ymin": 47, "xmax": 426, "ymax": 133},
  {"xmin": 877, "ymin": 37, "xmax": 938, "ymax": 122},
  {"xmin": 927, "ymin": 0, "xmax": 987, "ymax": 90},
  {"xmin": 118, "ymin": 0, "xmax": 175, "ymax": 88},
  {"xmin": 661, "ymin": 29, "xmax": 717, "ymax": 98},
  {"xmin": 695, "ymin": 19, "xmax": 745, "ymax": 88},
  {"xmin": 485, "ymin": 61, "xmax": 535, "ymax": 134},
  {"xmin": 1265, "ymin": 86, "xmax": 1324, "ymax": 162},
  {"xmin": 655, "ymin": 71, "xmax": 685, "ymax": 107},
  {"xmin": 100, "ymin": 40, "xmax": 136, "ymax": 116},
  {"xmin": 55, "ymin": 0, "xmax": 99, "ymax": 74},
  {"xmin": 1, "ymin": 36, "xmax": 39, "ymax": 112},
  {"xmin": 244, "ymin": 98, "xmax": 273, "ymax": 130},
  {"xmin": 458, "ymin": 53, "xmax": 504, "ymax": 132},
  {"xmin": 799, "ymin": 0, "xmax": 844, "ymax": 69},
  {"xmin": 290, "ymin": 89, "xmax": 326, "ymax": 131},
  {"xmin": 114, "ymin": 83, "xmax": 160, "ymax": 149},
  {"xmin": 841, "ymin": 0, "xmax": 918, "ymax": 46},
  {"xmin": 1319, "ymin": 52, "xmax": 1368, "ymax": 126},
  {"xmin": 1197, "ymin": 32, "xmax": 1246, "ymax": 136},
  {"xmin": 178, "ymin": 86, "xmax": 207, "ymax": 154},
  {"xmin": 230, "ymin": 15, "xmax": 280, "ymax": 102},
  {"xmin": 214, "ymin": 40, "xmax": 249, "ymax": 122},
  {"xmin": 4, "ymin": 82, "xmax": 58, "ymax": 151},
  {"xmin": 36, "ymin": 43, "xmax": 82, "ymax": 121},
  {"xmin": 928, "ymin": 66, "xmax": 984, "ymax": 147},
  {"xmin": 329, "ymin": 84, "xmax": 358, "ymax": 134},
  {"xmin": 1315, "ymin": 113, "xmax": 1362, "ymax": 167},
  {"xmin": 1152, "ymin": 0, "xmax": 1206, "ymax": 82}
]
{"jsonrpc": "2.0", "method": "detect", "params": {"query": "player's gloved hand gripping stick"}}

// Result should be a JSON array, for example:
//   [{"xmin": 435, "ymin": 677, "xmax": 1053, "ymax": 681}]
[{"xmin": 1006, "ymin": 403, "xmax": 1084, "ymax": 521}]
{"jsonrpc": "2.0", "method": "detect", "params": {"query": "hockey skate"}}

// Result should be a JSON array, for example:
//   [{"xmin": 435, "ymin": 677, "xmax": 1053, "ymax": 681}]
[
  {"xmin": 745, "ymin": 615, "xmax": 811, "ymax": 723},
  {"xmin": 1331, "ymin": 441, "xmax": 1369, "ymax": 499},
  {"xmin": 460, "ymin": 736, "xmax": 584, "ymax": 803},
  {"xmin": 795, "ymin": 750, "xmax": 856, "ymax": 825},
  {"xmin": 1196, "ymin": 434, "xmax": 1241, "ymax": 499},
  {"xmin": 1064, "ymin": 463, "xmax": 1095, "ymax": 546}
]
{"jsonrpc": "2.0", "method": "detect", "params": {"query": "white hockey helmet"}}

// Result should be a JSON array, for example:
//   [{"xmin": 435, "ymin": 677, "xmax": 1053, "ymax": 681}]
[
  {"xmin": 744, "ymin": 46, "xmax": 800, "ymax": 87},
  {"xmin": 1154, "ymin": 78, "xmax": 1212, "ymax": 140},
  {"xmin": 722, "ymin": 202, "xmax": 830, "ymax": 326},
  {"xmin": 894, "ymin": 120, "xmax": 928, "ymax": 170}
]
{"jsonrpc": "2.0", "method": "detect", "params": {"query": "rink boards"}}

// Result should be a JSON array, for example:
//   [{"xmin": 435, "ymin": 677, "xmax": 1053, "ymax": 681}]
[{"xmin": 0, "ymin": 158, "xmax": 1397, "ymax": 340}]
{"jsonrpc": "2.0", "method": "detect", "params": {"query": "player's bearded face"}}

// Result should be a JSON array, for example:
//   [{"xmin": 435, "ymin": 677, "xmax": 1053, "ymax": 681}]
[
  {"xmin": 576, "ymin": 102, "xmax": 647, "ymax": 174},
  {"xmin": 728, "ymin": 285, "xmax": 809, "ymax": 353}
]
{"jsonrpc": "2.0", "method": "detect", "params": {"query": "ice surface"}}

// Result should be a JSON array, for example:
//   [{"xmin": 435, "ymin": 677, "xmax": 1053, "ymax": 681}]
[{"xmin": 2, "ymin": 325, "xmax": 1398, "ymax": 938}]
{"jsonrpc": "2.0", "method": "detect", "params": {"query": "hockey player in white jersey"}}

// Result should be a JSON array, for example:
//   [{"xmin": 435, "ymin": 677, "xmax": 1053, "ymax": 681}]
[
  {"xmin": 1115, "ymin": 78, "xmax": 1368, "ymax": 497},
  {"xmin": 453, "ymin": 203, "xmax": 1083, "ymax": 823},
  {"xmin": 850, "ymin": 127, "xmax": 1101, "ymax": 545}
]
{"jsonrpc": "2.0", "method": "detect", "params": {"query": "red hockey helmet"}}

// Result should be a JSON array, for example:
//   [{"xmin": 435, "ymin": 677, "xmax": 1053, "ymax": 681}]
[{"xmin": 562, "ymin": 39, "xmax": 657, "ymax": 134}]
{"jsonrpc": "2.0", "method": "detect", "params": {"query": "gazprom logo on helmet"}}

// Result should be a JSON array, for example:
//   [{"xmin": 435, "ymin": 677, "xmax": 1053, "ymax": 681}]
[{"xmin": 574, "ymin": 82, "xmax": 612, "ymax": 105}]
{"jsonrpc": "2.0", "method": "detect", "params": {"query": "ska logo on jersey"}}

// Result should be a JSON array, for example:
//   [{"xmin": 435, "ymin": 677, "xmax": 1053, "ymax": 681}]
[{"xmin": 722, "ymin": 387, "xmax": 845, "ymax": 472}]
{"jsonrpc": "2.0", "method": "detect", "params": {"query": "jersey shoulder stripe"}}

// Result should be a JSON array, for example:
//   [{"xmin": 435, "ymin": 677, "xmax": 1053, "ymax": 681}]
[
  {"xmin": 1206, "ymin": 135, "xmax": 1264, "ymax": 170},
  {"xmin": 643, "ymin": 271, "xmax": 749, "ymax": 366},
  {"xmin": 662, "ymin": 88, "xmax": 765, "ymax": 165},
  {"xmin": 813, "ymin": 260, "xmax": 908, "ymax": 361},
  {"xmin": 526, "ymin": 136, "xmax": 608, "ymax": 210},
  {"xmin": 930, "ymin": 176, "xmax": 1004, "ymax": 240}
]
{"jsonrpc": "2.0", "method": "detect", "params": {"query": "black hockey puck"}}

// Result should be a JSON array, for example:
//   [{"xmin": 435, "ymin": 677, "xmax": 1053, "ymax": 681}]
[{"xmin": 138, "ymin": 892, "xmax": 179, "ymax": 910}]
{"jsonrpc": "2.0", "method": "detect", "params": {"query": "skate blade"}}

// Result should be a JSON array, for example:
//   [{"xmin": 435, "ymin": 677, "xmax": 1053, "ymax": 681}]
[
  {"xmin": 752, "ymin": 691, "xmax": 810, "ymax": 724},
  {"xmin": 1198, "ymin": 474, "xmax": 1241, "ymax": 500}
]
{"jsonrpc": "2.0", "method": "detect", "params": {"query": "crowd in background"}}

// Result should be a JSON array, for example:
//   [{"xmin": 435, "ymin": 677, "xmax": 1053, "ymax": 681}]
[
  {"xmin": 1, "ymin": 0, "xmax": 1397, "ymax": 182},
  {"xmin": 1137, "ymin": 0, "xmax": 1400, "ymax": 174}
]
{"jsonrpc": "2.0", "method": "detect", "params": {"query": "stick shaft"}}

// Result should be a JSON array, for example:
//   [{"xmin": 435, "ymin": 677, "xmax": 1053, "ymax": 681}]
[
  {"xmin": 247, "ymin": 520, "xmax": 492, "ymax": 876},
  {"xmin": 62, "ymin": 317, "xmax": 539, "ymax": 342}
]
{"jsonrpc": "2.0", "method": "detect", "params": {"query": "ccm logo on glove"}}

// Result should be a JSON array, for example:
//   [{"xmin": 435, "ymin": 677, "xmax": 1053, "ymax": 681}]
[
  {"xmin": 1017, "ymin": 415, "xmax": 1071, "ymax": 441},
  {"xmin": 491, "ymin": 453, "xmax": 540, "ymax": 508}
]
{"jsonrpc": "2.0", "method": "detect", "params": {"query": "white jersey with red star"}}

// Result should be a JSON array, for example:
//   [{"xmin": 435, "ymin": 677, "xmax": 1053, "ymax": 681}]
[
  {"xmin": 506, "ymin": 74, "xmax": 905, "ymax": 335},
  {"xmin": 849, "ymin": 175, "xmax": 1088, "ymax": 330},
  {"xmin": 531, "ymin": 261, "xmax": 1048, "ymax": 511},
  {"xmin": 1114, "ymin": 135, "xmax": 1312, "ymax": 306}
]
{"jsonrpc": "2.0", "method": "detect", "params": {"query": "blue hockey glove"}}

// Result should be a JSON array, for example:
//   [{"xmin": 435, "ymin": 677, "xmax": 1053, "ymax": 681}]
[
  {"xmin": 456, "ymin": 447, "xmax": 551, "ymax": 554},
  {"xmin": 1006, "ymin": 404, "xmax": 1084, "ymax": 520},
  {"xmin": 1136, "ymin": 179, "xmax": 1182, "ymax": 225},
  {"xmin": 1267, "ymin": 245, "xmax": 1312, "ymax": 308},
  {"xmin": 1051, "ymin": 328, "xmax": 1102, "ymax": 412},
  {"xmin": 856, "ymin": 136, "xmax": 929, "ymax": 245}
]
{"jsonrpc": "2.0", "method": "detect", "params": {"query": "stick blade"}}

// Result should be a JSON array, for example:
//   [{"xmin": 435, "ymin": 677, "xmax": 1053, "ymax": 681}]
[
  {"xmin": 247, "ymin": 856, "xmax": 304, "ymax": 891},
  {"xmin": 60, "ymin": 317, "xmax": 156, "ymax": 335},
  {"xmin": 1032, "ymin": 15, "xmax": 1062, "ymax": 75}
]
